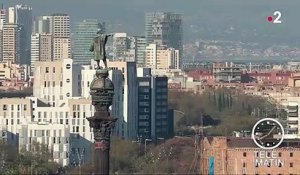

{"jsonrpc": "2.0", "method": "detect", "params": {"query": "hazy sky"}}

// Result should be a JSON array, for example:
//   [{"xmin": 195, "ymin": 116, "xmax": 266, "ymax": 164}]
[{"xmin": 3, "ymin": 0, "xmax": 300, "ymax": 44}]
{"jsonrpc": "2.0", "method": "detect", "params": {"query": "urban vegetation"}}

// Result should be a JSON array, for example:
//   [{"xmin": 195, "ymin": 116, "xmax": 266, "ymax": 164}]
[
  {"xmin": 70, "ymin": 137, "xmax": 195, "ymax": 174},
  {"xmin": 0, "ymin": 137, "xmax": 195, "ymax": 174},
  {"xmin": 0, "ymin": 88, "xmax": 287, "ymax": 174},
  {"xmin": 169, "ymin": 88, "xmax": 285, "ymax": 136},
  {"xmin": 0, "ymin": 141, "xmax": 62, "ymax": 175}
]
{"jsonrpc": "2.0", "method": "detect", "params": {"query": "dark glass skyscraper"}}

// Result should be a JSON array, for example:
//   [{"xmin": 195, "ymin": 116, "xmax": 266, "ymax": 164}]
[
  {"xmin": 145, "ymin": 12, "xmax": 183, "ymax": 64},
  {"xmin": 137, "ymin": 73, "xmax": 173, "ymax": 140},
  {"xmin": 15, "ymin": 5, "xmax": 32, "ymax": 65},
  {"xmin": 73, "ymin": 19, "xmax": 105, "ymax": 65}
]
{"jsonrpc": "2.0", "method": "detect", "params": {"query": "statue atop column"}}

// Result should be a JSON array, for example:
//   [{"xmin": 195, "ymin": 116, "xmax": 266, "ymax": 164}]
[
  {"xmin": 87, "ymin": 29, "xmax": 116, "ymax": 175},
  {"xmin": 90, "ymin": 30, "xmax": 114, "ymax": 69}
]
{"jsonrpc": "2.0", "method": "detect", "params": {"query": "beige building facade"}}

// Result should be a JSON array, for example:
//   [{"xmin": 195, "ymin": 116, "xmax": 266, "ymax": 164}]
[
  {"xmin": 2, "ymin": 23, "xmax": 20, "ymax": 64},
  {"xmin": 145, "ymin": 44, "xmax": 179, "ymax": 70},
  {"xmin": 50, "ymin": 14, "xmax": 70, "ymax": 60}
]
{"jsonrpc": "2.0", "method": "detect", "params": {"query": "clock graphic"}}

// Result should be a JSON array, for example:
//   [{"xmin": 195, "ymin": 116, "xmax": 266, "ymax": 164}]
[{"xmin": 251, "ymin": 118, "xmax": 284, "ymax": 150}]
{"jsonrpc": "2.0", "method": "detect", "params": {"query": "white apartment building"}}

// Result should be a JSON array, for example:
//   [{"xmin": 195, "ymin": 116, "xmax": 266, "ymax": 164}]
[
  {"xmin": 18, "ymin": 123, "xmax": 70, "ymax": 166},
  {"xmin": 33, "ymin": 59, "xmax": 81, "ymax": 107},
  {"xmin": 145, "ymin": 44, "xmax": 180, "ymax": 70},
  {"xmin": 0, "ymin": 98, "xmax": 32, "ymax": 146},
  {"xmin": 0, "ymin": 58, "xmax": 141, "ymax": 165},
  {"xmin": 0, "ymin": 97, "xmax": 94, "ymax": 166}
]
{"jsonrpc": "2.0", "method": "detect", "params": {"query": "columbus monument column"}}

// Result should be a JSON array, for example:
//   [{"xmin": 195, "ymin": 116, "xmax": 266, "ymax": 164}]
[{"xmin": 87, "ymin": 31, "xmax": 116, "ymax": 175}]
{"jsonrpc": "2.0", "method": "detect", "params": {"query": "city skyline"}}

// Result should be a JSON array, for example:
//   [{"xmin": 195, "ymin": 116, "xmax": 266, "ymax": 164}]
[
  {"xmin": 2, "ymin": 0, "xmax": 300, "ymax": 174},
  {"xmin": 2, "ymin": 0, "xmax": 300, "ymax": 45}
]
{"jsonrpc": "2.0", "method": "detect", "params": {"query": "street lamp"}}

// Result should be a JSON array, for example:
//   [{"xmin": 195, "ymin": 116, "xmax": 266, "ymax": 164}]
[
  {"xmin": 144, "ymin": 139, "xmax": 152, "ymax": 155},
  {"xmin": 157, "ymin": 137, "xmax": 165, "ymax": 144},
  {"xmin": 174, "ymin": 110, "xmax": 185, "ymax": 115}
]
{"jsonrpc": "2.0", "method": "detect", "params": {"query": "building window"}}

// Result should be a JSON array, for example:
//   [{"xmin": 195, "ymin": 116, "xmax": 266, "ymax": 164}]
[
  {"xmin": 44, "ymin": 81, "xmax": 47, "ymax": 87},
  {"xmin": 24, "ymin": 105, "xmax": 27, "ymax": 111},
  {"xmin": 66, "ymin": 93, "xmax": 70, "ymax": 97},
  {"xmin": 53, "ymin": 67, "xmax": 55, "ymax": 73},
  {"xmin": 3, "ymin": 105, "xmax": 7, "ymax": 110},
  {"xmin": 60, "ymin": 81, "xmax": 63, "ymax": 87},
  {"xmin": 290, "ymin": 163, "xmax": 293, "ymax": 167},
  {"xmin": 290, "ymin": 152, "xmax": 293, "ymax": 157},
  {"xmin": 11, "ymin": 105, "xmax": 14, "ymax": 110},
  {"xmin": 279, "ymin": 152, "xmax": 282, "ymax": 157},
  {"xmin": 66, "ymin": 79, "xmax": 70, "ymax": 83},
  {"xmin": 243, "ymin": 162, "xmax": 246, "ymax": 167},
  {"xmin": 76, "ymin": 126, "xmax": 79, "ymax": 132},
  {"xmin": 46, "ymin": 67, "xmax": 49, "ymax": 73},
  {"xmin": 66, "ymin": 64, "xmax": 71, "ymax": 69}
]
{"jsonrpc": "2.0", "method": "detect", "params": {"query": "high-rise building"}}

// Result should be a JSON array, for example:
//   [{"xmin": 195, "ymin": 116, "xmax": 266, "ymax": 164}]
[
  {"xmin": 49, "ymin": 14, "xmax": 70, "ymax": 38},
  {"xmin": 8, "ymin": 7, "xmax": 15, "ymax": 24},
  {"xmin": 0, "ymin": 7, "xmax": 6, "ymax": 61},
  {"xmin": 73, "ymin": 19, "xmax": 104, "ymax": 65},
  {"xmin": 39, "ymin": 33, "xmax": 53, "ymax": 61},
  {"xmin": 12, "ymin": 5, "xmax": 33, "ymax": 65},
  {"xmin": 49, "ymin": 14, "xmax": 70, "ymax": 60},
  {"xmin": 135, "ymin": 36, "xmax": 147, "ymax": 66},
  {"xmin": 0, "ymin": 7, "xmax": 6, "ymax": 30},
  {"xmin": 137, "ymin": 68, "xmax": 173, "ymax": 140},
  {"xmin": 31, "ymin": 33, "xmax": 53, "ymax": 68},
  {"xmin": 145, "ymin": 12, "xmax": 182, "ymax": 65},
  {"xmin": 145, "ymin": 44, "xmax": 180, "ymax": 70},
  {"xmin": 107, "ymin": 61, "xmax": 138, "ymax": 139},
  {"xmin": 112, "ymin": 35, "xmax": 147, "ymax": 65},
  {"xmin": 2, "ymin": 23, "xmax": 20, "ymax": 64},
  {"xmin": 112, "ymin": 33, "xmax": 129, "ymax": 60},
  {"xmin": 33, "ymin": 16, "xmax": 50, "ymax": 34},
  {"xmin": 6, "ymin": 5, "xmax": 32, "ymax": 65},
  {"xmin": 30, "ymin": 34, "xmax": 39, "ymax": 67}
]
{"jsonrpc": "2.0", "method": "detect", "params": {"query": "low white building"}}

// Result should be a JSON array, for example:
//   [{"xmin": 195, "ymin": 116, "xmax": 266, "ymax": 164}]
[{"xmin": 17, "ymin": 122, "xmax": 70, "ymax": 166}]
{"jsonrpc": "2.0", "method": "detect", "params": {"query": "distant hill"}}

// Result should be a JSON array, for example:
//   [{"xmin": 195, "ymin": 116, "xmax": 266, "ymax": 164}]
[{"xmin": 3, "ymin": 0, "xmax": 300, "ymax": 45}]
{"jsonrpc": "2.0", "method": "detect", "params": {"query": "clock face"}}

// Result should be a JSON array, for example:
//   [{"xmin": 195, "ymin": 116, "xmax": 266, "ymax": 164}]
[{"xmin": 252, "ymin": 118, "xmax": 284, "ymax": 150}]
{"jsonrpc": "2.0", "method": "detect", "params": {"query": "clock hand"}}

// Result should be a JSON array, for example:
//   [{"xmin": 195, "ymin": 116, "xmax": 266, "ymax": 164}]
[{"xmin": 259, "ymin": 126, "xmax": 276, "ymax": 140}]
